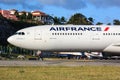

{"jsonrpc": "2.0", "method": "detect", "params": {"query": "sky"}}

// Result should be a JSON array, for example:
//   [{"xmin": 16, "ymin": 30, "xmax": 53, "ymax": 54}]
[{"xmin": 0, "ymin": 0, "xmax": 120, "ymax": 24}]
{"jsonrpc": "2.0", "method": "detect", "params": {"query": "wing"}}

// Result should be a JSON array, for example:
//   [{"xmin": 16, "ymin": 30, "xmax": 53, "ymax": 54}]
[{"xmin": 103, "ymin": 43, "xmax": 120, "ymax": 53}]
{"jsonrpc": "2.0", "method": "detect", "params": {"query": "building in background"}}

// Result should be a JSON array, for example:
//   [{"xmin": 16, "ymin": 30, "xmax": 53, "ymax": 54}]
[
  {"xmin": 0, "ymin": 9, "xmax": 54, "ymax": 24},
  {"xmin": 0, "ymin": 10, "xmax": 18, "ymax": 21},
  {"xmin": 32, "ymin": 10, "xmax": 53, "ymax": 24},
  {"xmin": 18, "ymin": 11, "xmax": 29, "ymax": 16},
  {"xmin": 9, "ymin": 9, "xmax": 17, "ymax": 15}
]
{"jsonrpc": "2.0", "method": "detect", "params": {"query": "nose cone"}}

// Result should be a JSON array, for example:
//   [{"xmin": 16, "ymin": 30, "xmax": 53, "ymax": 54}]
[{"xmin": 7, "ymin": 36, "xmax": 14, "ymax": 44}]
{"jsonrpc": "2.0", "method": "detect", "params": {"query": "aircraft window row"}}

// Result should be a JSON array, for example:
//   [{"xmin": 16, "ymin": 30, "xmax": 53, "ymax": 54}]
[
  {"xmin": 15, "ymin": 32, "xmax": 25, "ymax": 35},
  {"xmin": 52, "ymin": 33, "xmax": 83, "ymax": 35},
  {"xmin": 103, "ymin": 33, "xmax": 120, "ymax": 35}
]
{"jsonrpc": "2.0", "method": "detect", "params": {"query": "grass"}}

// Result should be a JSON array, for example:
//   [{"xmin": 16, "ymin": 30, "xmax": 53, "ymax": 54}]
[{"xmin": 0, "ymin": 66, "xmax": 120, "ymax": 80}]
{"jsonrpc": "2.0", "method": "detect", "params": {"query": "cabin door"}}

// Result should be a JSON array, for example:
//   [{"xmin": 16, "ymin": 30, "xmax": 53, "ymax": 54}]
[
  {"xmin": 34, "ymin": 29, "xmax": 42, "ymax": 40},
  {"xmin": 91, "ymin": 32, "xmax": 101, "ymax": 41}
]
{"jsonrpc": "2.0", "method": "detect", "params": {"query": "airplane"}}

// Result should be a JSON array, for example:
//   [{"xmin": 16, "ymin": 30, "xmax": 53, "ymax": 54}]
[{"xmin": 7, "ymin": 25, "xmax": 120, "ymax": 56}]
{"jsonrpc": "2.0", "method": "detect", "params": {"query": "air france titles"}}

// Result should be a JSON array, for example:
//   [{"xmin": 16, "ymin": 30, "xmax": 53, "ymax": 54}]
[{"xmin": 50, "ymin": 27, "xmax": 102, "ymax": 31}]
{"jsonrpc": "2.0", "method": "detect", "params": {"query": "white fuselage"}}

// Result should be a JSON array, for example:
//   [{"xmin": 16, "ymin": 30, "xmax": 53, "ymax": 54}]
[{"xmin": 7, "ymin": 25, "xmax": 120, "ymax": 53}]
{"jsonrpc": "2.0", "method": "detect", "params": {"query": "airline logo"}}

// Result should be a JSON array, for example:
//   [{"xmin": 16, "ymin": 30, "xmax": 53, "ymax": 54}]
[
  {"xmin": 104, "ymin": 27, "xmax": 109, "ymax": 31},
  {"xmin": 50, "ymin": 27, "xmax": 109, "ymax": 31}
]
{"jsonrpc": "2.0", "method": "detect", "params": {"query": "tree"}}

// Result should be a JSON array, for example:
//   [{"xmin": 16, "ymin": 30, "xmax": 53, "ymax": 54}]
[
  {"xmin": 67, "ymin": 13, "xmax": 92, "ymax": 25},
  {"xmin": 18, "ymin": 12, "xmax": 27, "ymax": 20},
  {"xmin": 107, "ymin": 23, "xmax": 111, "ymax": 25},
  {"xmin": 14, "ymin": 10, "xmax": 19, "ymax": 18},
  {"xmin": 19, "ymin": 14, "xmax": 26, "ymax": 20},
  {"xmin": 60, "ymin": 16, "xmax": 66, "ymax": 24},
  {"xmin": 96, "ymin": 22, "xmax": 103, "ymax": 25},
  {"xmin": 113, "ymin": 19, "xmax": 120, "ymax": 25},
  {"xmin": 53, "ymin": 16, "xmax": 61, "ymax": 24},
  {"xmin": 88, "ymin": 17, "xmax": 94, "ymax": 24},
  {"xmin": 26, "ymin": 12, "xmax": 32, "ymax": 20}
]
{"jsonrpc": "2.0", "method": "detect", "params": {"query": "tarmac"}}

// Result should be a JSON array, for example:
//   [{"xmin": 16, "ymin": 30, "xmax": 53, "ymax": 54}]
[{"xmin": 0, "ymin": 59, "xmax": 120, "ymax": 66}]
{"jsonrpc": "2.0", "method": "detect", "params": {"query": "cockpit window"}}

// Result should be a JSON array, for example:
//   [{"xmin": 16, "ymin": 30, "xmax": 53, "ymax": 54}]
[
  {"xmin": 21, "ymin": 32, "xmax": 25, "ymax": 35},
  {"xmin": 15, "ymin": 32, "xmax": 25, "ymax": 35}
]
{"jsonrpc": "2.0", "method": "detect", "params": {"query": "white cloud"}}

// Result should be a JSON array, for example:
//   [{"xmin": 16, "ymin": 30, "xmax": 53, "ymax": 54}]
[
  {"xmin": 38, "ymin": 0, "xmax": 87, "ymax": 10},
  {"xmin": 88, "ymin": 0, "xmax": 120, "ymax": 8},
  {"xmin": 0, "ymin": 0, "xmax": 43, "ymax": 10},
  {"xmin": 0, "ymin": 0, "xmax": 23, "ymax": 5},
  {"xmin": 0, "ymin": 0, "xmax": 120, "ymax": 10}
]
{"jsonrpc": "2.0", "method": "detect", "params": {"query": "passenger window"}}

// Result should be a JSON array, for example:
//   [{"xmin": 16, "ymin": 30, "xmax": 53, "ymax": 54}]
[{"xmin": 113, "ymin": 33, "xmax": 115, "ymax": 35}]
